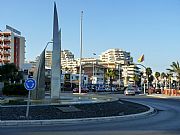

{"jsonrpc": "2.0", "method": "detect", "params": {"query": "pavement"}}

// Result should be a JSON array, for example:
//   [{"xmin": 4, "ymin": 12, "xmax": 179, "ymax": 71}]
[{"xmin": 146, "ymin": 94, "xmax": 180, "ymax": 99}]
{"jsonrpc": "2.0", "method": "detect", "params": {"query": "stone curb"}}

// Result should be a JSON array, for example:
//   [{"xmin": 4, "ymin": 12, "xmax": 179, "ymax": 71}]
[
  {"xmin": 0, "ymin": 100, "xmax": 155, "ymax": 127},
  {"xmin": 146, "ymin": 94, "xmax": 180, "ymax": 99}
]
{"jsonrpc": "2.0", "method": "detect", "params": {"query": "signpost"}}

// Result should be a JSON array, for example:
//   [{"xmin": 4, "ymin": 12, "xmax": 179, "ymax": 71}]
[{"xmin": 24, "ymin": 78, "xmax": 36, "ymax": 118}]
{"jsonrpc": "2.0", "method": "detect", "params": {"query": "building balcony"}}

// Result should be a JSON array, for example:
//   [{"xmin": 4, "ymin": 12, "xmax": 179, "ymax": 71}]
[
  {"xmin": 3, "ymin": 32, "xmax": 11, "ymax": 37},
  {"xmin": 3, "ymin": 59, "xmax": 10, "ymax": 63},
  {"xmin": 3, "ymin": 45, "xmax": 11, "ymax": 49},
  {"xmin": 3, "ymin": 51, "xmax": 11, "ymax": 56},
  {"xmin": 3, "ymin": 38, "xmax": 11, "ymax": 43}
]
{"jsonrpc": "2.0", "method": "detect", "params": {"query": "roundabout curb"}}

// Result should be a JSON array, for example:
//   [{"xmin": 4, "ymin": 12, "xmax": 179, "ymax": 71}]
[{"xmin": 0, "ymin": 100, "xmax": 156, "ymax": 127}]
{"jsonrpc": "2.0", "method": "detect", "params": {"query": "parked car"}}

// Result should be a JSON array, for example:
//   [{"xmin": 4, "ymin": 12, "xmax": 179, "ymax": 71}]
[
  {"xmin": 155, "ymin": 88, "xmax": 161, "ymax": 94},
  {"xmin": 132, "ymin": 85, "xmax": 141, "ymax": 94},
  {"xmin": 105, "ymin": 87, "xmax": 111, "ymax": 92},
  {"xmin": 146, "ymin": 87, "xmax": 161, "ymax": 94},
  {"xmin": 96, "ymin": 87, "xmax": 106, "ymax": 92},
  {"xmin": 73, "ymin": 87, "xmax": 89, "ymax": 93},
  {"xmin": 124, "ymin": 87, "xmax": 135, "ymax": 96}
]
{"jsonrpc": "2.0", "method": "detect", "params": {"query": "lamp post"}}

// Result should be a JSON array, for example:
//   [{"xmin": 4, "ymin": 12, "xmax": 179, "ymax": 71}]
[
  {"xmin": 79, "ymin": 11, "xmax": 83, "ymax": 94},
  {"xmin": 92, "ymin": 53, "xmax": 96, "ymax": 84},
  {"xmin": 45, "ymin": 41, "xmax": 53, "ymax": 50},
  {"xmin": 118, "ymin": 64, "xmax": 121, "ymax": 89},
  {"xmin": 135, "ymin": 63, "xmax": 147, "ymax": 95},
  {"xmin": 115, "ymin": 63, "xmax": 121, "ymax": 89},
  {"xmin": 92, "ymin": 61, "xmax": 94, "ymax": 84}
]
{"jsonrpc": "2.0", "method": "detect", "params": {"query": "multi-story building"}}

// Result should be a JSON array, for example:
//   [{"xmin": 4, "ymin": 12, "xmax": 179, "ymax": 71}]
[
  {"xmin": 40, "ymin": 48, "xmax": 140, "ymax": 86},
  {"xmin": 74, "ymin": 63, "xmax": 106, "ymax": 84},
  {"xmin": 0, "ymin": 25, "xmax": 25, "ymax": 69},
  {"xmin": 76, "ymin": 57, "xmax": 101, "ymax": 65},
  {"xmin": 45, "ymin": 50, "xmax": 78, "ymax": 72},
  {"xmin": 121, "ymin": 64, "xmax": 140, "ymax": 86},
  {"xmin": 61, "ymin": 50, "xmax": 74, "ymax": 60},
  {"xmin": 100, "ymin": 48, "xmax": 132, "ymax": 65},
  {"xmin": 45, "ymin": 51, "xmax": 52, "ymax": 68}
]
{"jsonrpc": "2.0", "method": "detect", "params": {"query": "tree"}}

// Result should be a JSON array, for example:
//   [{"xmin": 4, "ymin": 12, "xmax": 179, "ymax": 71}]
[
  {"xmin": 146, "ymin": 67, "xmax": 152, "ymax": 77},
  {"xmin": 65, "ymin": 67, "xmax": 69, "ymax": 72},
  {"xmin": 166, "ymin": 73, "xmax": 173, "ymax": 89},
  {"xmin": 146, "ymin": 67, "xmax": 153, "ymax": 87},
  {"xmin": 133, "ymin": 74, "xmax": 141, "ymax": 87},
  {"xmin": 161, "ymin": 72, "xmax": 166, "ymax": 79},
  {"xmin": 105, "ymin": 69, "xmax": 117, "ymax": 86},
  {"xmin": 161, "ymin": 72, "xmax": 167, "ymax": 88},
  {"xmin": 0, "ymin": 63, "xmax": 23, "ymax": 84},
  {"xmin": 167, "ymin": 61, "xmax": 180, "ymax": 89},
  {"xmin": 155, "ymin": 72, "xmax": 160, "ymax": 80},
  {"xmin": 155, "ymin": 72, "xmax": 160, "ymax": 88},
  {"xmin": 148, "ymin": 75, "xmax": 154, "ymax": 85}
]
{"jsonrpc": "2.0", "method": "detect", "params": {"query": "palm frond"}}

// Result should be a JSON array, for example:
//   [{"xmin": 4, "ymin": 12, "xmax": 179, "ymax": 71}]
[
  {"xmin": 166, "ymin": 68, "xmax": 174, "ymax": 73},
  {"xmin": 172, "ymin": 62, "xmax": 178, "ymax": 69},
  {"xmin": 177, "ymin": 61, "xmax": 180, "ymax": 68}
]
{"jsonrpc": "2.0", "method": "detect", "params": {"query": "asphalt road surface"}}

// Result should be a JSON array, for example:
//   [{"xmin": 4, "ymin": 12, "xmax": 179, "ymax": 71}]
[{"xmin": 1, "ymin": 95, "xmax": 180, "ymax": 135}]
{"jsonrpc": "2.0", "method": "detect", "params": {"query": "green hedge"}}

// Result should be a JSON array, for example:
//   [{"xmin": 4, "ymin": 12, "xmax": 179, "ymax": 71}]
[{"xmin": 2, "ymin": 84, "xmax": 28, "ymax": 96}]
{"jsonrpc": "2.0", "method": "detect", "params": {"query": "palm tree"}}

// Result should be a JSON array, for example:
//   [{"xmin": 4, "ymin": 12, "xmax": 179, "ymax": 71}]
[
  {"xmin": 146, "ymin": 67, "xmax": 152, "ymax": 77},
  {"xmin": 161, "ymin": 72, "xmax": 166, "ymax": 79},
  {"xmin": 155, "ymin": 72, "xmax": 160, "ymax": 89},
  {"xmin": 146, "ymin": 67, "xmax": 153, "ymax": 88},
  {"xmin": 105, "ymin": 69, "xmax": 117, "ymax": 86},
  {"xmin": 133, "ymin": 74, "xmax": 141, "ymax": 87},
  {"xmin": 166, "ymin": 73, "xmax": 173, "ymax": 89},
  {"xmin": 65, "ymin": 67, "xmax": 69, "ymax": 72},
  {"xmin": 167, "ymin": 61, "xmax": 180, "ymax": 89},
  {"xmin": 161, "ymin": 72, "xmax": 167, "ymax": 89}
]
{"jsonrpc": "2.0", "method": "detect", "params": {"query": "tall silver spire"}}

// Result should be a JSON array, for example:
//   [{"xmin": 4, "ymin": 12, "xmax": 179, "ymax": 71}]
[
  {"xmin": 51, "ymin": 3, "xmax": 61, "ymax": 99},
  {"xmin": 31, "ymin": 48, "xmax": 46, "ymax": 100}
]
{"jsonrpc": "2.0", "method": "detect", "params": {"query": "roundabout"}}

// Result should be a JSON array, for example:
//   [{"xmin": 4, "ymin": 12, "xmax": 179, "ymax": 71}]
[{"xmin": 0, "ymin": 93, "xmax": 154, "ymax": 127}]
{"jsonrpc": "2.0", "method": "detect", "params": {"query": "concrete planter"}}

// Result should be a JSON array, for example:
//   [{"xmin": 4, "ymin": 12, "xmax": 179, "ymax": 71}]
[{"xmin": 163, "ymin": 89, "xmax": 180, "ymax": 96}]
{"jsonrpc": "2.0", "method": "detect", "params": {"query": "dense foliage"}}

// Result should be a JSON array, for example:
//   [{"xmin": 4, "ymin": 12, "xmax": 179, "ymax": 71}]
[{"xmin": 2, "ymin": 84, "xmax": 28, "ymax": 96}]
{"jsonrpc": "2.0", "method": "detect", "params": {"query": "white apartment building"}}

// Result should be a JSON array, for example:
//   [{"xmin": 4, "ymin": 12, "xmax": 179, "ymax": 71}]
[
  {"xmin": 121, "ymin": 64, "xmax": 140, "ymax": 86},
  {"xmin": 100, "ymin": 48, "xmax": 132, "ymax": 65},
  {"xmin": 0, "ymin": 25, "xmax": 25, "ymax": 69},
  {"xmin": 35, "ymin": 47, "xmax": 140, "ymax": 86},
  {"xmin": 76, "ymin": 57, "xmax": 102, "ymax": 66},
  {"xmin": 45, "ymin": 50, "xmax": 52, "ymax": 68},
  {"xmin": 61, "ymin": 50, "xmax": 74, "ymax": 60},
  {"xmin": 45, "ymin": 50, "xmax": 78, "ymax": 72}
]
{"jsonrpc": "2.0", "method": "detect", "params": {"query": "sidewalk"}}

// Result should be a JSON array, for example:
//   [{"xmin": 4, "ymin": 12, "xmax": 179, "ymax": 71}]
[{"xmin": 147, "ymin": 94, "xmax": 180, "ymax": 99}]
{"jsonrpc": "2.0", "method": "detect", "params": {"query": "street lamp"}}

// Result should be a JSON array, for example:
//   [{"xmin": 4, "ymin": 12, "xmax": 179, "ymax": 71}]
[
  {"xmin": 45, "ymin": 41, "xmax": 53, "ymax": 50},
  {"xmin": 118, "ymin": 64, "xmax": 121, "ymax": 89},
  {"xmin": 135, "ymin": 63, "xmax": 147, "ymax": 95},
  {"xmin": 79, "ymin": 11, "xmax": 83, "ymax": 94},
  {"xmin": 92, "ymin": 53, "xmax": 96, "ymax": 84},
  {"xmin": 115, "ymin": 63, "xmax": 121, "ymax": 89}
]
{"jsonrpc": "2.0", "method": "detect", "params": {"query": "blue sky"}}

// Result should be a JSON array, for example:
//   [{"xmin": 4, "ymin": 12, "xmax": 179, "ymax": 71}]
[{"xmin": 0, "ymin": 0, "xmax": 180, "ymax": 72}]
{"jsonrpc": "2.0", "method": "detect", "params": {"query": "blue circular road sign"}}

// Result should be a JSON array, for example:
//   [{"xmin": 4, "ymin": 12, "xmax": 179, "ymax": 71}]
[{"xmin": 24, "ymin": 78, "xmax": 36, "ymax": 90}]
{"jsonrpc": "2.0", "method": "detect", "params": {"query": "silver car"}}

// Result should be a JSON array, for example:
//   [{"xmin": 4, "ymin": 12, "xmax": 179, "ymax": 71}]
[{"xmin": 124, "ymin": 87, "xmax": 135, "ymax": 96}]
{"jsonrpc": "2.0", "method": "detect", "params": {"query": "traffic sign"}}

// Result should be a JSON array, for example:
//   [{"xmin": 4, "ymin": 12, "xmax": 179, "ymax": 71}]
[
  {"xmin": 24, "ymin": 78, "xmax": 36, "ymax": 90},
  {"xmin": 24, "ymin": 78, "xmax": 36, "ymax": 118}
]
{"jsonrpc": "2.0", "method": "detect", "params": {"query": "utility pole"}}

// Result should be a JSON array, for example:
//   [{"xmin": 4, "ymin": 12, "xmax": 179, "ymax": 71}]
[{"xmin": 79, "ymin": 11, "xmax": 83, "ymax": 94}]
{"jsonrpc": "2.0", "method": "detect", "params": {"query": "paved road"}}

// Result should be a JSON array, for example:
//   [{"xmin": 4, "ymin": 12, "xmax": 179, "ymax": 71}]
[{"xmin": 1, "ymin": 95, "xmax": 180, "ymax": 135}]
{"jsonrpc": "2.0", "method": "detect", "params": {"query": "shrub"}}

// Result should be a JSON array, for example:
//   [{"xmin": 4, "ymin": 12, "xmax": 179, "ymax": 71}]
[
  {"xmin": 2, "ymin": 84, "xmax": 28, "ymax": 96},
  {"xmin": 63, "ymin": 82, "xmax": 76, "ymax": 91}
]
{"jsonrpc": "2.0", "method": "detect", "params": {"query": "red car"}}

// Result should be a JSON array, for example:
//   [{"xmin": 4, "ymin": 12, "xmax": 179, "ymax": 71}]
[{"xmin": 73, "ymin": 87, "xmax": 89, "ymax": 93}]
